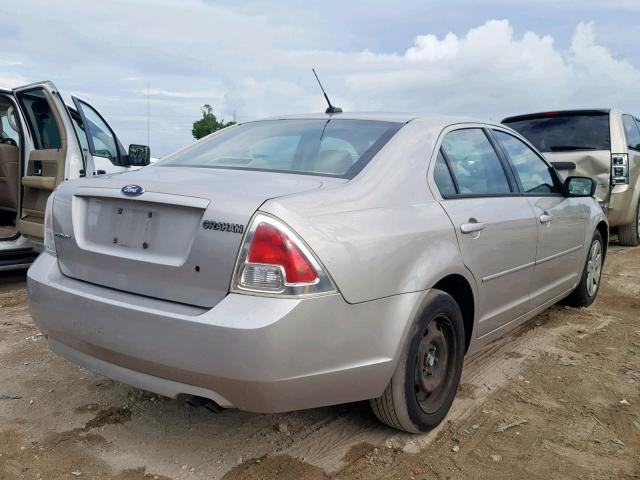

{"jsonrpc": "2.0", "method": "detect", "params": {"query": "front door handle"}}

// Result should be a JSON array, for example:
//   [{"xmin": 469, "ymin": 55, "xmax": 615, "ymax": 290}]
[
  {"xmin": 539, "ymin": 213, "xmax": 553, "ymax": 224},
  {"xmin": 460, "ymin": 221, "xmax": 485, "ymax": 234}
]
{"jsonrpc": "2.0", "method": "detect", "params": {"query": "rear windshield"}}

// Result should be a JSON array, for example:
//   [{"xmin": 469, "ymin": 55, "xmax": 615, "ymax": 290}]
[
  {"xmin": 503, "ymin": 113, "xmax": 611, "ymax": 152},
  {"xmin": 159, "ymin": 119, "xmax": 403, "ymax": 178}
]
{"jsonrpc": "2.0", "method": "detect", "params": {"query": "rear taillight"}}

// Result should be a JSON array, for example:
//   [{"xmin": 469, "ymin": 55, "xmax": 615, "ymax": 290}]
[
  {"xmin": 611, "ymin": 153, "xmax": 629, "ymax": 185},
  {"xmin": 231, "ymin": 213, "xmax": 336, "ymax": 296},
  {"xmin": 44, "ymin": 192, "xmax": 57, "ymax": 256}
]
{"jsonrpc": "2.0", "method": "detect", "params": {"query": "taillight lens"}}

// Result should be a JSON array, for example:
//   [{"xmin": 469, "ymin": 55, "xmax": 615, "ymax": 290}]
[
  {"xmin": 248, "ymin": 223, "xmax": 318, "ymax": 283},
  {"xmin": 611, "ymin": 153, "xmax": 629, "ymax": 185},
  {"xmin": 44, "ymin": 192, "xmax": 57, "ymax": 256},
  {"xmin": 232, "ymin": 213, "xmax": 336, "ymax": 296}
]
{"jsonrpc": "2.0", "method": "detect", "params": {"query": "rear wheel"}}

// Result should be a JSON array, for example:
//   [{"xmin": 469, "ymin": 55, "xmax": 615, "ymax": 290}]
[
  {"xmin": 370, "ymin": 290, "xmax": 465, "ymax": 433},
  {"xmin": 564, "ymin": 230, "xmax": 603, "ymax": 307},
  {"xmin": 618, "ymin": 199, "xmax": 640, "ymax": 246}
]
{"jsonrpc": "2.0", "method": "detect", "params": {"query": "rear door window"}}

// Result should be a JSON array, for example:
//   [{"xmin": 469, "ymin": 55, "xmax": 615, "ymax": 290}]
[
  {"xmin": 493, "ymin": 130, "xmax": 559, "ymax": 195},
  {"xmin": 622, "ymin": 115, "xmax": 640, "ymax": 150},
  {"xmin": 16, "ymin": 88, "xmax": 62, "ymax": 150},
  {"xmin": 503, "ymin": 112, "xmax": 610, "ymax": 152},
  {"xmin": 440, "ymin": 128, "xmax": 512, "ymax": 195}
]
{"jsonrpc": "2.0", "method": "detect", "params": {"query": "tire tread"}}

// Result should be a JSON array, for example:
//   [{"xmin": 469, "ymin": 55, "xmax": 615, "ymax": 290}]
[
  {"xmin": 370, "ymin": 383, "xmax": 403, "ymax": 430},
  {"xmin": 618, "ymin": 200, "xmax": 640, "ymax": 247}
]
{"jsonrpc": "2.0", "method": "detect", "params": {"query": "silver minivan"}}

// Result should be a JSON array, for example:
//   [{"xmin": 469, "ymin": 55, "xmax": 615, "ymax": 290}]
[
  {"xmin": 503, "ymin": 109, "xmax": 640, "ymax": 245},
  {"xmin": 28, "ymin": 114, "xmax": 607, "ymax": 433}
]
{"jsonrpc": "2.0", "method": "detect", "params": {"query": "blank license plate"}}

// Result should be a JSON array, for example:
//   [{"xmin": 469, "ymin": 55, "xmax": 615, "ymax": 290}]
[{"xmin": 113, "ymin": 207, "xmax": 156, "ymax": 249}]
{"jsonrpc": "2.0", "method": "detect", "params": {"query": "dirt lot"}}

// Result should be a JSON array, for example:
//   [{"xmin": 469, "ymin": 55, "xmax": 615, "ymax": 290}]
[{"xmin": 1, "ymin": 244, "xmax": 639, "ymax": 480}]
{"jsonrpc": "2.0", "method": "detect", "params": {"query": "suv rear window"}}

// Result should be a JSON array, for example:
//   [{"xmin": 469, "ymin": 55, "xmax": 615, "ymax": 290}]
[
  {"xmin": 159, "ymin": 119, "xmax": 403, "ymax": 178},
  {"xmin": 502, "ymin": 112, "xmax": 610, "ymax": 152}
]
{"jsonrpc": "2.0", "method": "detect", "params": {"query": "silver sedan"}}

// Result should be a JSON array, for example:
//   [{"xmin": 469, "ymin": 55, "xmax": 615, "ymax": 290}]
[{"xmin": 27, "ymin": 113, "xmax": 607, "ymax": 433}]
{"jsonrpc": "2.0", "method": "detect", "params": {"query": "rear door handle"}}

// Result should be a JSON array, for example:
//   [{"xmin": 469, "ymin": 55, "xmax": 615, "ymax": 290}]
[
  {"xmin": 539, "ymin": 213, "xmax": 553, "ymax": 224},
  {"xmin": 460, "ymin": 222, "xmax": 485, "ymax": 234}
]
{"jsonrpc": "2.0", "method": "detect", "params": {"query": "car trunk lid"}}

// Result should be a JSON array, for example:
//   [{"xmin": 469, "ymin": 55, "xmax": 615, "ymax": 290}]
[{"xmin": 53, "ymin": 166, "xmax": 344, "ymax": 307}]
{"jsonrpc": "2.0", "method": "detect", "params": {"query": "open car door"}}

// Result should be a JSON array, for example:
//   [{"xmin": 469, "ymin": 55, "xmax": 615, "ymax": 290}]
[
  {"xmin": 71, "ymin": 96, "xmax": 129, "ymax": 174},
  {"xmin": 71, "ymin": 96, "xmax": 151, "ymax": 174},
  {"xmin": 13, "ymin": 81, "xmax": 84, "ymax": 240}
]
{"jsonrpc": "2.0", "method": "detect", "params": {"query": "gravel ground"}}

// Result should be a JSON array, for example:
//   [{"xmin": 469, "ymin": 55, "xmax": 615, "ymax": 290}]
[{"xmin": 0, "ymin": 245, "xmax": 638, "ymax": 480}]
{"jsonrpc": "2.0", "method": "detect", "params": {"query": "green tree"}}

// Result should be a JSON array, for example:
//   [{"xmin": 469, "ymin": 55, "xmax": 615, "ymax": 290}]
[{"xmin": 191, "ymin": 104, "xmax": 235, "ymax": 140}]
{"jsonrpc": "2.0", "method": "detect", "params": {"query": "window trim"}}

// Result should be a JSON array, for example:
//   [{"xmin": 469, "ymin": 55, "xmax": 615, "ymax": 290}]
[
  {"xmin": 432, "ymin": 126, "xmax": 520, "ymax": 200},
  {"xmin": 487, "ymin": 127, "xmax": 564, "ymax": 198}
]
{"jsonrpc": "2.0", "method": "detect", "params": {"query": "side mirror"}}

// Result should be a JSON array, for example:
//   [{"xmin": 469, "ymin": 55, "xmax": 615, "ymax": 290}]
[
  {"xmin": 128, "ymin": 144, "xmax": 151, "ymax": 166},
  {"xmin": 565, "ymin": 176, "xmax": 595, "ymax": 197}
]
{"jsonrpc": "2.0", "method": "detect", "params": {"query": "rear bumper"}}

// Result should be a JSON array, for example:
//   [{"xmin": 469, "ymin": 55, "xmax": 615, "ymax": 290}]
[{"xmin": 27, "ymin": 253, "xmax": 420, "ymax": 412}]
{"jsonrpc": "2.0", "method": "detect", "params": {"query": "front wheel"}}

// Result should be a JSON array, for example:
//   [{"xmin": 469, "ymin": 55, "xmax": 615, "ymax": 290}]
[
  {"xmin": 370, "ymin": 290, "xmax": 465, "ymax": 433},
  {"xmin": 564, "ymin": 230, "xmax": 604, "ymax": 307}
]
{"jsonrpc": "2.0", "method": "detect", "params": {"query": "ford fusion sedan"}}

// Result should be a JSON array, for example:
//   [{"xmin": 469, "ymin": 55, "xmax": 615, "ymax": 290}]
[{"xmin": 27, "ymin": 113, "xmax": 607, "ymax": 433}]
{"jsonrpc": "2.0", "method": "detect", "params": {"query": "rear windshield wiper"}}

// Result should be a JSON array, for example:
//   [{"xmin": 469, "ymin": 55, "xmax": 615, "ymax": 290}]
[{"xmin": 548, "ymin": 145, "xmax": 599, "ymax": 151}]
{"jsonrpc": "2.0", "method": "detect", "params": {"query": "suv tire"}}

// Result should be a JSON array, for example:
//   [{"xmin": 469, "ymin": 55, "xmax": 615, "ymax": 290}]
[
  {"xmin": 618, "ymin": 199, "xmax": 640, "ymax": 246},
  {"xmin": 370, "ymin": 290, "xmax": 465, "ymax": 433}
]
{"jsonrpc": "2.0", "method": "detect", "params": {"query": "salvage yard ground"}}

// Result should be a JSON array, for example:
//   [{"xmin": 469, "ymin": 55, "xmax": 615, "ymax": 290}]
[{"xmin": 1, "ymin": 244, "xmax": 639, "ymax": 480}]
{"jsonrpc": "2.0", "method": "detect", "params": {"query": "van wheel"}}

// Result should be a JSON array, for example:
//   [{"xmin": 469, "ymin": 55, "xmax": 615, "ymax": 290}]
[
  {"xmin": 618, "ymin": 199, "xmax": 640, "ymax": 246},
  {"xmin": 370, "ymin": 290, "xmax": 465, "ymax": 433},
  {"xmin": 564, "ymin": 230, "xmax": 604, "ymax": 307}
]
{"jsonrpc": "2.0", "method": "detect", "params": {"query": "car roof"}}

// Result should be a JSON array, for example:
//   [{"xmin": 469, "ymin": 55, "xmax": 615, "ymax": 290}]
[{"xmin": 247, "ymin": 111, "xmax": 489, "ymax": 126}]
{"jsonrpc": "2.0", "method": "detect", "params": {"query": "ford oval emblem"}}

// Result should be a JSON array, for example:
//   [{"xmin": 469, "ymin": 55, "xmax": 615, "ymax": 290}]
[{"xmin": 121, "ymin": 184, "xmax": 145, "ymax": 196}]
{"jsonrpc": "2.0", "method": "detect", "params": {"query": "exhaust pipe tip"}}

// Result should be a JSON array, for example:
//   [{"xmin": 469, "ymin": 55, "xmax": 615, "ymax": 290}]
[{"xmin": 184, "ymin": 395, "xmax": 224, "ymax": 413}]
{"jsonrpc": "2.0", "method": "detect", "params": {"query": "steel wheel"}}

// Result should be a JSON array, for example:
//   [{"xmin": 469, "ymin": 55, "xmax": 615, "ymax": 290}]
[
  {"xmin": 370, "ymin": 290, "xmax": 465, "ymax": 433},
  {"xmin": 586, "ymin": 239, "xmax": 602, "ymax": 297},
  {"xmin": 414, "ymin": 314, "xmax": 456, "ymax": 414}
]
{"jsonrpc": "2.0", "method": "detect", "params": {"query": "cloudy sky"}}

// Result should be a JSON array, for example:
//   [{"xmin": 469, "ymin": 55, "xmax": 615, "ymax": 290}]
[{"xmin": 1, "ymin": 0, "xmax": 639, "ymax": 156}]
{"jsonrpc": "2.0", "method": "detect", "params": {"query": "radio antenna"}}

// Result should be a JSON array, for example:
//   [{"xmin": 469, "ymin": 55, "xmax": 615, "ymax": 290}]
[{"xmin": 312, "ymin": 68, "xmax": 342, "ymax": 114}]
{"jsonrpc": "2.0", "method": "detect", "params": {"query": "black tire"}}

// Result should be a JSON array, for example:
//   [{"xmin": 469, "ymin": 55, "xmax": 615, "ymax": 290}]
[
  {"xmin": 370, "ymin": 290, "xmax": 465, "ymax": 433},
  {"xmin": 564, "ymin": 230, "xmax": 604, "ymax": 307},
  {"xmin": 618, "ymin": 199, "xmax": 640, "ymax": 247}
]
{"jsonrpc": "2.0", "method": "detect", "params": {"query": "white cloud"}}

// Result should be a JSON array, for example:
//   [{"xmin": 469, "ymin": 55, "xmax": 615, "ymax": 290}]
[{"xmin": 326, "ymin": 20, "xmax": 636, "ymax": 118}]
